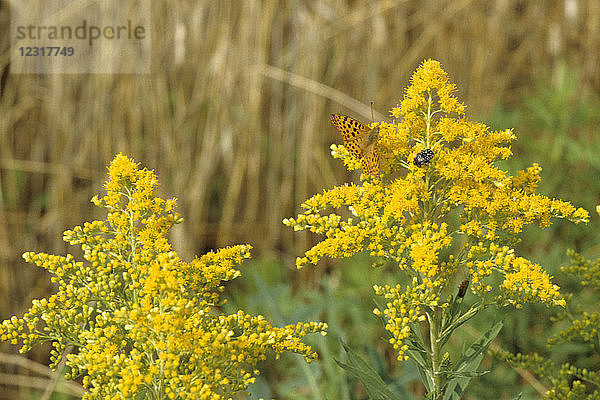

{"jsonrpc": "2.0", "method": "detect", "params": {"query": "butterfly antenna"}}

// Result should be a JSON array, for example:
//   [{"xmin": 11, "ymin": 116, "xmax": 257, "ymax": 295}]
[{"xmin": 370, "ymin": 102, "xmax": 375, "ymax": 123}]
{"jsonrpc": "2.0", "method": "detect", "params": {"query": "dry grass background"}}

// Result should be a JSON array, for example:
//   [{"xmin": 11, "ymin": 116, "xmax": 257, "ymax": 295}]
[{"xmin": 0, "ymin": 0, "xmax": 600, "ymax": 397}]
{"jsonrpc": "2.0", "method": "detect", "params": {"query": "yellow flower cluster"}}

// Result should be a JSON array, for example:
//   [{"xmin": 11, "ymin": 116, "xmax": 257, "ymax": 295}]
[
  {"xmin": 494, "ymin": 247, "xmax": 600, "ymax": 398},
  {"xmin": 373, "ymin": 280, "xmax": 431, "ymax": 360},
  {"xmin": 547, "ymin": 249, "xmax": 600, "ymax": 347},
  {"xmin": 0, "ymin": 154, "xmax": 327, "ymax": 399},
  {"xmin": 285, "ymin": 59, "xmax": 589, "ymax": 361},
  {"xmin": 494, "ymin": 349, "xmax": 600, "ymax": 398},
  {"xmin": 562, "ymin": 250, "xmax": 600, "ymax": 289},
  {"xmin": 499, "ymin": 256, "xmax": 565, "ymax": 308}
]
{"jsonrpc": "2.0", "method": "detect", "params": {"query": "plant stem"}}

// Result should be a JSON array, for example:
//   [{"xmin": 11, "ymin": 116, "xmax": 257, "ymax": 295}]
[{"xmin": 428, "ymin": 308, "xmax": 442, "ymax": 399}]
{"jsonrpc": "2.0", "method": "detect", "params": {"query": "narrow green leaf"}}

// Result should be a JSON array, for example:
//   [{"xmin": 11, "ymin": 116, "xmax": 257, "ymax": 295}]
[
  {"xmin": 407, "ymin": 358, "xmax": 434, "ymax": 393},
  {"xmin": 442, "ymin": 320, "xmax": 503, "ymax": 400},
  {"xmin": 336, "ymin": 341, "xmax": 402, "ymax": 400},
  {"xmin": 455, "ymin": 321, "xmax": 503, "ymax": 370},
  {"xmin": 404, "ymin": 337, "xmax": 429, "ymax": 370},
  {"xmin": 403, "ymin": 337, "xmax": 433, "ymax": 392},
  {"xmin": 444, "ymin": 370, "xmax": 489, "ymax": 379},
  {"xmin": 439, "ymin": 304, "xmax": 480, "ymax": 349}
]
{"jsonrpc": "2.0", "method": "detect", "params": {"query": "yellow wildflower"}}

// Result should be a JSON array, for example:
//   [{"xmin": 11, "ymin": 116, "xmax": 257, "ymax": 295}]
[
  {"xmin": 285, "ymin": 59, "xmax": 588, "ymax": 362},
  {"xmin": 1, "ymin": 154, "xmax": 327, "ymax": 399}
]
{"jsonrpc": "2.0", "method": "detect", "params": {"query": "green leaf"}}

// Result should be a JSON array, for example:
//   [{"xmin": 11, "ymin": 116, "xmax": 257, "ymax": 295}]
[
  {"xmin": 404, "ymin": 336, "xmax": 429, "ymax": 369},
  {"xmin": 442, "ymin": 320, "xmax": 503, "ymax": 400},
  {"xmin": 409, "ymin": 321, "xmax": 425, "ymax": 343},
  {"xmin": 336, "ymin": 341, "xmax": 402, "ymax": 400},
  {"xmin": 444, "ymin": 370, "xmax": 489, "ymax": 379},
  {"xmin": 403, "ymin": 337, "xmax": 433, "ymax": 392},
  {"xmin": 439, "ymin": 304, "xmax": 480, "ymax": 349}
]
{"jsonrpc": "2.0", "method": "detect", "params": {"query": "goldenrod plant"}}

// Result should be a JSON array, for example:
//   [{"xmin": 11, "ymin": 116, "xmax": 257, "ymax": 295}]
[
  {"xmin": 284, "ymin": 60, "xmax": 588, "ymax": 399},
  {"xmin": 494, "ymin": 207, "xmax": 600, "ymax": 399},
  {"xmin": 0, "ymin": 154, "xmax": 327, "ymax": 400}
]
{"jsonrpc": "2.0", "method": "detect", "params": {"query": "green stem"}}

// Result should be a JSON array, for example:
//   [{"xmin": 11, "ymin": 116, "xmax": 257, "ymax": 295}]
[
  {"xmin": 426, "ymin": 90, "xmax": 433, "ymax": 148},
  {"xmin": 428, "ymin": 308, "xmax": 442, "ymax": 399},
  {"xmin": 423, "ymin": 91, "xmax": 433, "ymax": 220}
]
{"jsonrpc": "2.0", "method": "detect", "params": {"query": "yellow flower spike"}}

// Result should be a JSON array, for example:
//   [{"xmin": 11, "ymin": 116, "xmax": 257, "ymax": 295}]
[
  {"xmin": 285, "ymin": 59, "xmax": 589, "ymax": 370},
  {"xmin": 1, "ymin": 154, "xmax": 326, "ymax": 400}
]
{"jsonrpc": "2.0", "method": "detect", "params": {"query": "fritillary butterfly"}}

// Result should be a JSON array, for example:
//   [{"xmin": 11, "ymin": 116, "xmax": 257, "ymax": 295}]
[{"xmin": 330, "ymin": 113, "xmax": 380, "ymax": 176}]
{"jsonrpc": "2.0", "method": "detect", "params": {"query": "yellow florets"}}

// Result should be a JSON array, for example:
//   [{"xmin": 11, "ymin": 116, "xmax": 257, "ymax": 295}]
[
  {"xmin": 499, "ymin": 257, "xmax": 565, "ymax": 308},
  {"xmin": 0, "ymin": 154, "xmax": 327, "ymax": 399},
  {"xmin": 285, "ymin": 59, "xmax": 589, "ymax": 362}
]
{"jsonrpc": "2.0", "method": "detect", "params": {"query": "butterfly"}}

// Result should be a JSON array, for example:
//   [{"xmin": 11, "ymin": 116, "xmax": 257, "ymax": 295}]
[{"xmin": 330, "ymin": 113, "xmax": 380, "ymax": 176}]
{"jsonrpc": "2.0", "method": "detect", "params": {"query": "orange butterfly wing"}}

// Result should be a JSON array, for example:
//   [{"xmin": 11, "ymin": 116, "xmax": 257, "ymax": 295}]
[
  {"xmin": 330, "ymin": 113, "xmax": 379, "ymax": 176},
  {"xmin": 360, "ymin": 146, "xmax": 379, "ymax": 176}
]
